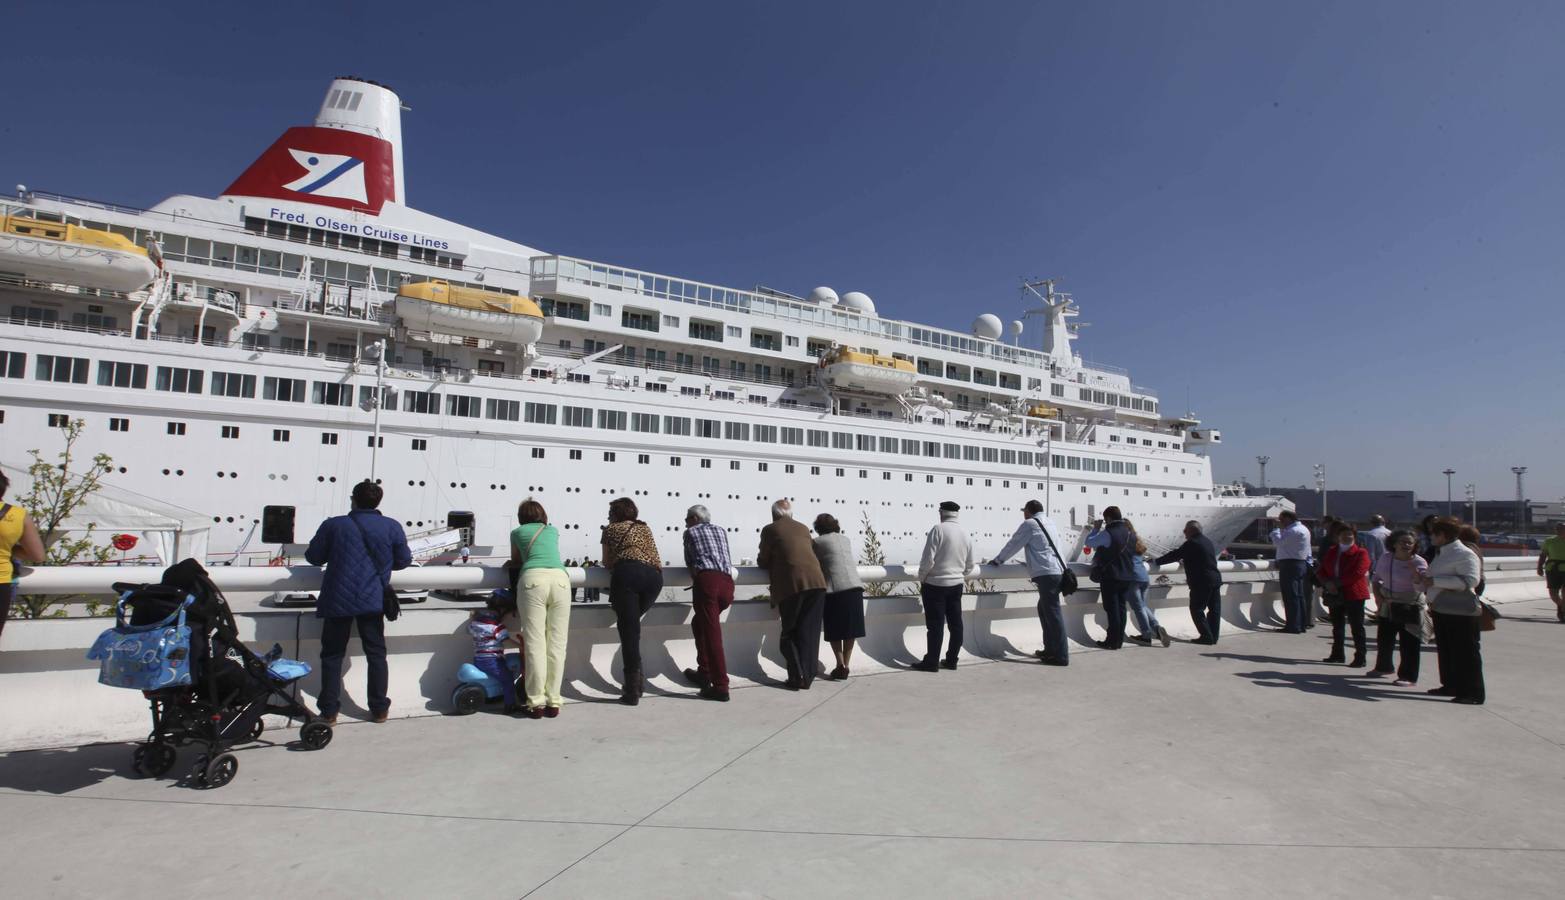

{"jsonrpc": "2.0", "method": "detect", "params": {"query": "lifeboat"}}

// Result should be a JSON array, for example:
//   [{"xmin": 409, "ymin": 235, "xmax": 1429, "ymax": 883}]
[
  {"xmin": 1025, "ymin": 403, "xmax": 1060, "ymax": 419},
  {"xmin": 819, "ymin": 347, "xmax": 918, "ymax": 395},
  {"xmin": 394, "ymin": 280, "xmax": 544, "ymax": 344},
  {"xmin": 0, "ymin": 215, "xmax": 158, "ymax": 292}
]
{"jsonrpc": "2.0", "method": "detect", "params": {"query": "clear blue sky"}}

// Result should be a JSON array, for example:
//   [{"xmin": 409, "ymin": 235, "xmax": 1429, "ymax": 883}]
[{"xmin": 6, "ymin": 1, "xmax": 1561, "ymax": 503}]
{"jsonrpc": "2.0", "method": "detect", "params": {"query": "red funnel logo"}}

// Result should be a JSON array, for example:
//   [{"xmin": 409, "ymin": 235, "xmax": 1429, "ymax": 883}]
[{"xmin": 223, "ymin": 126, "xmax": 395, "ymax": 214}]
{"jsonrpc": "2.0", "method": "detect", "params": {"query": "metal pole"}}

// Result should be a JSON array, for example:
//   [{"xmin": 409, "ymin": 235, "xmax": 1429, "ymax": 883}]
[
  {"xmin": 371, "ymin": 341, "xmax": 386, "ymax": 480},
  {"xmin": 1464, "ymin": 483, "xmax": 1476, "ymax": 525},
  {"xmin": 1313, "ymin": 464, "xmax": 1327, "ymax": 520},
  {"xmin": 1512, "ymin": 466, "xmax": 1527, "ymax": 535},
  {"xmin": 1442, "ymin": 468, "xmax": 1455, "ymax": 517},
  {"xmin": 1257, "ymin": 455, "xmax": 1270, "ymax": 493}
]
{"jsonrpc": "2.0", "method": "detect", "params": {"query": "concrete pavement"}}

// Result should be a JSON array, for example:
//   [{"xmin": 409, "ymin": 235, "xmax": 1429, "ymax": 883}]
[{"xmin": 3, "ymin": 597, "xmax": 1563, "ymax": 899}]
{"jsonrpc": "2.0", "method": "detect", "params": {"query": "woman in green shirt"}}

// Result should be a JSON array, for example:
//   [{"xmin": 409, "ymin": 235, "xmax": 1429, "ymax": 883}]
[
  {"xmin": 510, "ymin": 498, "xmax": 570, "ymax": 718},
  {"xmin": 1539, "ymin": 523, "xmax": 1565, "ymax": 623}
]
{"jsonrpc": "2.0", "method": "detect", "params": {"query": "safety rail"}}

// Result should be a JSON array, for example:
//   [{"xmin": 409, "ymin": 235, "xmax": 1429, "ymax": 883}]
[{"xmin": 13, "ymin": 560, "xmax": 1288, "ymax": 595}]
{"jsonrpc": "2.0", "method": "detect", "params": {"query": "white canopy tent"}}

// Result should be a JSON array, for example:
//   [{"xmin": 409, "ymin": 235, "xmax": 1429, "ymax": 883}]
[{"xmin": 1, "ymin": 463, "xmax": 211, "ymax": 565}]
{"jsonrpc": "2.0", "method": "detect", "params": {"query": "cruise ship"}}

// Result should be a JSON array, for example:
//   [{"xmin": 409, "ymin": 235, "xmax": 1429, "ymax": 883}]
[{"xmin": 0, "ymin": 77, "xmax": 1276, "ymax": 567}]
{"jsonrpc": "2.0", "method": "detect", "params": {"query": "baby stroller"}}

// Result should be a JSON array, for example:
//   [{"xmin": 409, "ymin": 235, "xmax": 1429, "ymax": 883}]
[{"xmin": 89, "ymin": 559, "xmax": 332, "ymax": 788}]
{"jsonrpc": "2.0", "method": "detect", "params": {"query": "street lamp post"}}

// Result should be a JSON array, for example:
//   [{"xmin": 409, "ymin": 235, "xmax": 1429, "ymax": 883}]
[
  {"xmin": 1256, "ymin": 455, "xmax": 1270, "ymax": 493},
  {"xmin": 1512, "ymin": 466, "xmax": 1528, "ymax": 535},
  {"xmin": 1313, "ymin": 463, "xmax": 1327, "ymax": 520},
  {"xmin": 1464, "ymin": 483, "xmax": 1476, "ymax": 526},
  {"xmin": 1442, "ymin": 468, "xmax": 1456, "ymax": 517}
]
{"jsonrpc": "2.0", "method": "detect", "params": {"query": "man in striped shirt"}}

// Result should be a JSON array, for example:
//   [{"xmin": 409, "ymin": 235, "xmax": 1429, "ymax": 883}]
[{"xmin": 682, "ymin": 505, "xmax": 734, "ymax": 701}]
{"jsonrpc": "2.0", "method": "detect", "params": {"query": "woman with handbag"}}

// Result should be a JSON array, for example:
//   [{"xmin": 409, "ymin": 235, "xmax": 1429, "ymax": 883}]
[
  {"xmin": 510, "ymin": 498, "xmax": 570, "ymax": 719},
  {"xmin": 1315, "ymin": 521, "xmax": 1371, "ymax": 666},
  {"xmin": 1366, "ymin": 530, "xmax": 1428, "ymax": 685},
  {"xmin": 601, "ymin": 497, "xmax": 663, "ymax": 706},
  {"xmin": 1419, "ymin": 518, "xmax": 1485, "ymax": 704}
]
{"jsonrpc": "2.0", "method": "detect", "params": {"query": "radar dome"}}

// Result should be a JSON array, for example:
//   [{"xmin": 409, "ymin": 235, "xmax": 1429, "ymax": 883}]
[
  {"xmin": 807, "ymin": 286, "xmax": 839, "ymax": 306},
  {"xmin": 972, "ymin": 313, "xmax": 1003, "ymax": 340},
  {"xmin": 839, "ymin": 291, "xmax": 876, "ymax": 315},
  {"xmin": 1009, "ymin": 320, "xmax": 1024, "ymax": 338}
]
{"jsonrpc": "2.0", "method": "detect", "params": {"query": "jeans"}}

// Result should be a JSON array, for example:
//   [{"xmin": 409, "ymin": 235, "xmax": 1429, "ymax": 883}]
[
  {"xmin": 778, "ymin": 588, "xmax": 825, "ymax": 686},
  {"xmin": 1126, "ymin": 581, "xmax": 1160, "ymax": 637},
  {"xmin": 318, "ymin": 613, "xmax": 388, "ymax": 717},
  {"xmin": 1433, "ymin": 612, "xmax": 1484, "ymax": 701},
  {"xmin": 1032, "ymin": 574, "xmax": 1067, "ymax": 661},
  {"xmin": 1329, "ymin": 599, "xmax": 1366, "ymax": 660},
  {"xmin": 920, "ymin": 583, "xmax": 964, "ymax": 663},
  {"xmin": 472, "ymin": 654, "xmax": 517, "ymax": 707},
  {"xmin": 519, "ymin": 568, "xmax": 572, "ymax": 708},
  {"xmin": 1190, "ymin": 583, "xmax": 1222, "ymax": 643},
  {"xmin": 609, "ymin": 561, "xmax": 662, "ymax": 679},
  {"xmin": 691, "ymin": 570, "xmax": 734, "ymax": 691},
  {"xmin": 1099, "ymin": 580, "xmax": 1129, "ymax": 649},
  {"xmin": 1374, "ymin": 615, "xmax": 1421, "ymax": 682},
  {"xmin": 1277, "ymin": 560, "xmax": 1309, "ymax": 632}
]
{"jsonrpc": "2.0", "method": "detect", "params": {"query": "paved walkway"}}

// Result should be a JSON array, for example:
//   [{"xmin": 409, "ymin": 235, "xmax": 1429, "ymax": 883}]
[{"xmin": 4, "ymin": 597, "xmax": 1564, "ymax": 899}]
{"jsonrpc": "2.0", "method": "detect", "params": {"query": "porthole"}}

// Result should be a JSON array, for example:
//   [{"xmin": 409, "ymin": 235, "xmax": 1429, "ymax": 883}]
[
  {"xmin": 217, "ymin": 472, "xmax": 225, "ymax": 478},
  {"xmin": 163, "ymin": 469, "xmax": 171, "ymax": 475},
  {"xmin": 318, "ymin": 476, "xmax": 325, "ymax": 483}
]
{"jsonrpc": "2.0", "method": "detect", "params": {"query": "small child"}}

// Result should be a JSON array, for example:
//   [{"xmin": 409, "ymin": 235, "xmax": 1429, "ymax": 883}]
[{"xmin": 468, "ymin": 591, "xmax": 522, "ymax": 712}]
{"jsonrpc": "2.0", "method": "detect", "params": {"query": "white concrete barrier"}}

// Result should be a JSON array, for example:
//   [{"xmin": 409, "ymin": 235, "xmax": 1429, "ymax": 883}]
[{"xmin": 0, "ymin": 562, "xmax": 1542, "ymax": 752}]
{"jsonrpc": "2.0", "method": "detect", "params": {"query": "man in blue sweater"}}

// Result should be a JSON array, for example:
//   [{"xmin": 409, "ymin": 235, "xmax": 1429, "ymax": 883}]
[{"xmin": 305, "ymin": 480, "xmax": 412, "ymax": 724}]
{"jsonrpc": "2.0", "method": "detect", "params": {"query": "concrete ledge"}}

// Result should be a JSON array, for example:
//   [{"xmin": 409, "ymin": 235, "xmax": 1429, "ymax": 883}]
[{"xmin": 0, "ymin": 568, "xmax": 1540, "ymax": 751}]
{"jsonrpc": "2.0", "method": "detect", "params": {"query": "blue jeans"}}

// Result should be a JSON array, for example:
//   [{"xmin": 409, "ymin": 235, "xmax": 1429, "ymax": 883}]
[
  {"xmin": 1277, "ymin": 560, "xmax": 1309, "ymax": 633},
  {"xmin": 318, "ymin": 613, "xmax": 388, "ymax": 717},
  {"xmin": 1100, "ymin": 580, "xmax": 1129, "ymax": 649},
  {"xmin": 1127, "ymin": 581, "xmax": 1160, "ymax": 636},
  {"xmin": 1032, "ymin": 574, "xmax": 1067, "ymax": 661},
  {"xmin": 473, "ymin": 654, "xmax": 517, "ymax": 707}
]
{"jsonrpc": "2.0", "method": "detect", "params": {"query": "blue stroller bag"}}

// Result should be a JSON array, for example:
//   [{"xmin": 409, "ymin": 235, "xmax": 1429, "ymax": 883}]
[{"xmin": 87, "ymin": 593, "xmax": 195, "ymax": 691}]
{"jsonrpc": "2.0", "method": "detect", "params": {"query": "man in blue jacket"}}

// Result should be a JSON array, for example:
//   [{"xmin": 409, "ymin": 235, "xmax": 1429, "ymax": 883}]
[
  {"xmin": 305, "ymin": 480, "xmax": 412, "ymax": 724},
  {"xmin": 990, "ymin": 499, "xmax": 1070, "ymax": 666},
  {"xmin": 1084, "ymin": 506, "xmax": 1136, "ymax": 650}
]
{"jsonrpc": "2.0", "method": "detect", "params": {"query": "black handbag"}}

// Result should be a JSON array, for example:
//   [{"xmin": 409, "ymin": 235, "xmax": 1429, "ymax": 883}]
[
  {"xmin": 349, "ymin": 517, "xmax": 400, "ymax": 621},
  {"xmin": 1034, "ymin": 519, "xmax": 1078, "ymax": 596}
]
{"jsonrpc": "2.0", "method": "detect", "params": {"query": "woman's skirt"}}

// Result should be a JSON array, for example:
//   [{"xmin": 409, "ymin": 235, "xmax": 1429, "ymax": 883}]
[{"xmin": 823, "ymin": 587, "xmax": 866, "ymax": 641}]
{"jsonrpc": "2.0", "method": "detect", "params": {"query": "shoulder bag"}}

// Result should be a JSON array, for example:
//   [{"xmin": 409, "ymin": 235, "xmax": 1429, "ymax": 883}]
[
  {"xmin": 1033, "ymin": 519, "xmax": 1078, "ymax": 596},
  {"xmin": 349, "ymin": 516, "xmax": 401, "ymax": 622}
]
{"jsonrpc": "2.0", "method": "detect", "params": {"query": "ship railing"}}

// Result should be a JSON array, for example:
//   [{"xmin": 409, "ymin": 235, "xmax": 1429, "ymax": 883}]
[{"xmin": 0, "ymin": 270, "xmax": 138, "ymax": 302}]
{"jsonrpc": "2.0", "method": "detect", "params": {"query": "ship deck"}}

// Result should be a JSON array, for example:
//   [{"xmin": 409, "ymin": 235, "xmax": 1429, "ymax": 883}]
[{"xmin": 3, "ymin": 597, "xmax": 1563, "ymax": 898}]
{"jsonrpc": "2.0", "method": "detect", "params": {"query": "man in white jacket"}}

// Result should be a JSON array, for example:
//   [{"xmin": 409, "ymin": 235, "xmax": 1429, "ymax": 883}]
[{"xmin": 913, "ymin": 501, "xmax": 977, "ymax": 672}]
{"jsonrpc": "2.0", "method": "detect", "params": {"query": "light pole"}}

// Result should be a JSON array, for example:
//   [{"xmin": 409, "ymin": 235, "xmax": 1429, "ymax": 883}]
[
  {"xmin": 1512, "ymin": 466, "xmax": 1528, "ymax": 535},
  {"xmin": 1313, "ymin": 463, "xmax": 1328, "ymax": 520},
  {"xmin": 1464, "ymin": 483, "xmax": 1476, "ymax": 526},
  {"xmin": 1442, "ymin": 468, "xmax": 1456, "ymax": 517},
  {"xmin": 1256, "ymin": 455, "xmax": 1270, "ymax": 493}
]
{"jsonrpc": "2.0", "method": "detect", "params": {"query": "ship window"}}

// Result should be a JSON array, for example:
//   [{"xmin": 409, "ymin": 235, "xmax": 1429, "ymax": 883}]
[
  {"xmin": 879, "ymin": 437, "xmax": 898, "ymax": 453},
  {"xmin": 730, "ymin": 461, "xmax": 741, "ymax": 470},
  {"xmin": 524, "ymin": 402, "xmax": 556, "ymax": 424},
  {"xmin": 632, "ymin": 413, "xmax": 659, "ymax": 433},
  {"xmin": 167, "ymin": 422, "xmax": 186, "ymax": 436},
  {"xmin": 358, "ymin": 385, "xmax": 392, "ymax": 409},
  {"xmin": 786, "ymin": 335, "xmax": 800, "ymax": 348},
  {"xmin": 153, "ymin": 366, "xmax": 203, "ymax": 394},
  {"xmin": 754, "ymin": 425, "xmax": 777, "ymax": 443},
  {"xmin": 923, "ymin": 441, "xmax": 939, "ymax": 457},
  {"xmin": 96, "ymin": 361, "xmax": 147, "ymax": 389},
  {"xmin": 592, "ymin": 303, "xmax": 612, "ymax": 317},
  {"xmin": 447, "ymin": 395, "xmax": 482, "ymax": 418},
  {"xmin": 782, "ymin": 427, "xmax": 803, "ymax": 445},
  {"xmin": 856, "ymin": 435, "xmax": 874, "ymax": 452},
  {"xmin": 313, "ymin": 382, "xmax": 354, "ymax": 407},
  {"xmin": 221, "ymin": 426, "xmax": 240, "ymax": 439},
  {"xmin": 926, "ymin": 475, "xmax": 934, "ymax": 483},
  {"xmin": 622, "ymin": 309, "xmax": 659, "ymax": 332},
  {"xmin": 757, "ymin": 462, "xmax": 768, "ymax": 472},
  {"xmin": 689, "ymin": 319, "xmax": 722, "ymax": 342},
  {"xmin": 264, "ymin": 377, "xmax": 307, "ymax": 403},
  {"xmin": 725, "ymin": 326, "xmax": 743, "ymax": 338},
  {"xmin": 485, "ymin": 398, "xmax": 520, "ymax": 421},
  {"xmin": 109, "ymin": 417, "xmax": 130, "ymax": 432},
  {"xmin": 412, "ymin": 439, "xmax": 428, "ymax": 451},
  {"xmin": 701, "ymin": 459, "xmax": 712, "ymax": 469},
  {"xmin": 1001, "ymin": 450, "xmax": 1017, "ymax": 465},
  {"xmin": 963, "ymin": 446, "xmax": 980, "ymax": 462},
  {"xmin": 603, "ymin": 451, "xmax": 616, "ymax": 461},
  {"xmin": 785, "ymin": 464, "xmax": 795, "ymax": 473},
  {"xmin": 807, "ymin": 429, "xmax": 829, "ymax": 448},
  {"xmin": 48, "ymin": 413, "xmax": 69, "ymax": 428},
  {"xmin": 943, "ymin": 443, "xmax": 960, "ymax": 459},
  {"xmin": 321, "ymin": 432, "xmax": 338, "ymax": 445},
  {"xmin": 695, "ymin": 419, "xmax": 721, "ymax": 439},
  {"xmin": 562, "ymin": 405, "xmax": 592, "ymax": 428},
  {"xmin": 836, "ymin": 468, "xmax": 846, "ymax": 477},
  {"xmin": 569, "ymin": 449, "xmax": 582, "ymax": 460},
  {"xmin": 712, "ymin": 390, "xmax": 736, "ymax": 402},
  {"xmin": 966, "ymin": 478, "xmax": 974, "ymax": 486},
  {"xmin": 1112, "ymin": 461, "xmax": 1125, "ymax": 474},
  {"xmin": 680, "ymin": 386, "xmax": 702, "ymax": 397},
  {"xmin": 597, "ymin": 410, "xmax": 627, "ymax": 430},
  {"xmin": 644, "ymin": 382, "xmax": 668, "ymax": 394},
  {"xmin": 811, "ymin": 466, "xmax": 821, "ymax": 475},
  {"xmin": 0, "ymin": 350, "xmax": 24, "ymax": 379},
  {"xmin": 724, "ymin": 422, "xmax": 749, "ymax": 441},
  {"xmin": 664, "ymin": 416, "xmax": 691, "ymax": 436},
  {"xmin": 662, "ymin": 315, "xmax": 680, "ymax": 328},
  {"xmin": 533, "ymin": 448, "xmax": 546, "ymax": 459},
  {"xmin": 832, "ymin": 433, "xmax": 852, "ymax": 451},
  {"xmin": 402, "ymin": 390, "xmax": 439, "ymax": 414},
  {"xmin": 273, "ymin": 429, "xmax": 291, "ymax": 442},
  {"xmin": 982, "ymin": 448, "xmax": 998, "ymax": 463},
  {"xmin": 671, "ymin": 457, "xmax": 682, "ymax": 466},
  {"xmin": 367, "ymin": 436, "xmax": 384, "ymax": 448}
]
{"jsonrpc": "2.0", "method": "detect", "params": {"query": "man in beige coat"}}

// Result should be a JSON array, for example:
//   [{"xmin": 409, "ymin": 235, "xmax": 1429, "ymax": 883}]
[{"xmin": 757, "ymin": 499, "xmax": 828, "ymax": 690}]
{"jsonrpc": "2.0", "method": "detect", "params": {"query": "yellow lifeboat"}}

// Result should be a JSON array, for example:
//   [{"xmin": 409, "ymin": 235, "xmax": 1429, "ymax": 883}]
[
  {"xmin": 819, "ymin": 347, "xmax": 918, "ymax": 395},
  {"xmin": 394, "ymin": 280, "xmax": 544, "ymax": 344},
  {"xmin": 0, "ymin": 214, "xmax": 158, "ymax": 292},
  {"xmin": 1026, "ymin": 403, "xmax": 1060, "ymax": 419}
]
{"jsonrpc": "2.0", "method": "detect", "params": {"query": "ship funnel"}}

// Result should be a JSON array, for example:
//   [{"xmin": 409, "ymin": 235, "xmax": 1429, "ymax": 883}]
[{"xmin": 314, "ymin": 77, "xmax": 406, "ymax": 202}]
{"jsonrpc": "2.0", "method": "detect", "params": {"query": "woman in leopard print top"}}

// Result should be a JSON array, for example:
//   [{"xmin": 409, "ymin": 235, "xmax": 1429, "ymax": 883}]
[{"xmin": 601, "ymin": 497, "xmax": 663, "ymax": 705}]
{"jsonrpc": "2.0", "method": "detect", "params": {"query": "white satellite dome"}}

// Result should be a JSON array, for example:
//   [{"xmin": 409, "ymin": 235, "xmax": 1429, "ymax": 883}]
[
  {"xmin": 807, "ymin": 286, "xmax": 839, "ymax": 305},
  {"xmin": 972, "ymin": 313, "xmax": 1003, "ymax": 340},
  {"xmin": 1009, "ymin": 320, "xmax": 1024, "ymax": 338},
  {"xmin": 839, "ymin": 291, "xmax": 876, "ymax": 314}
]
